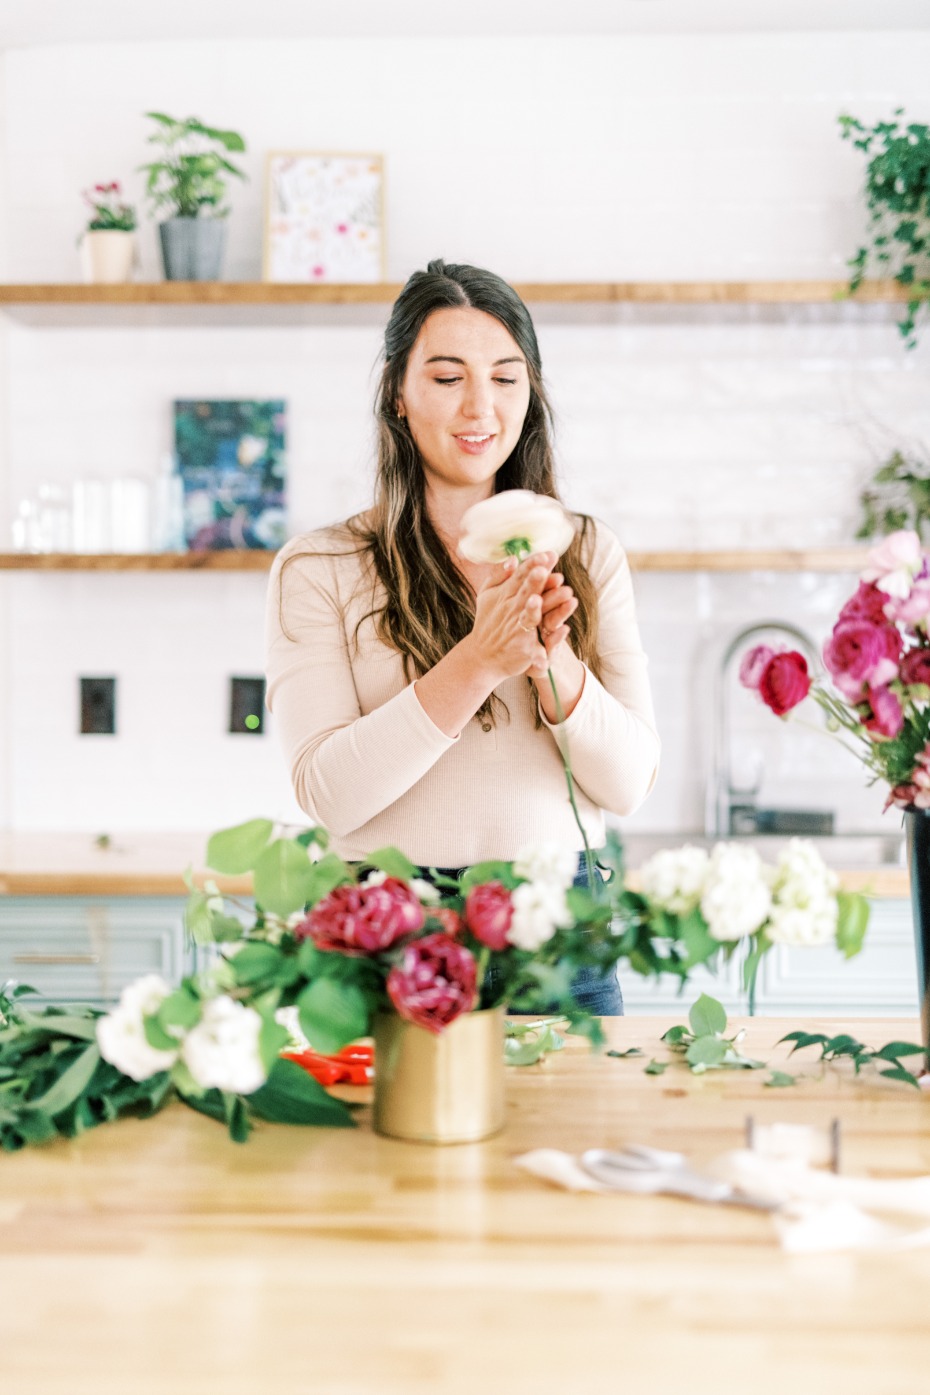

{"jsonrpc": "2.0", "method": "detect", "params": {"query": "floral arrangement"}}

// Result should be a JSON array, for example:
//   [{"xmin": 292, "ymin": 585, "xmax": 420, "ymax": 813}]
[
  {"xmin": 82, "ymin": 180, "xmax": 136, "ymax": 233},
  {"xmin": 140, "ymin": 111, "xmax": 247, "ymax": 219},
  {"xmin": 0, "ymin": 819, "xmax": 868, "ymax": 1151},
  {"xmin": 740, "ymin": 529, "xmax": 930, "ymax": 810}
]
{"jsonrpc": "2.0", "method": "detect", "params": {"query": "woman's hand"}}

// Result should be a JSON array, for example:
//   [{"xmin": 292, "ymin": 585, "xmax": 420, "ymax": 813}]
[
  {"xmin": 468, "ymin": 552, "xmax": 554, "ymax": 683},
  {"xmin": 525, "ymin": 570, "xmax": 587, "ymax": 720}
]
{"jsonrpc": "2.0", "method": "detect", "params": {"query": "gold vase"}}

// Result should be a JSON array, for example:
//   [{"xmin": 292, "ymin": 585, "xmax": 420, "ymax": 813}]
[{"xmin": 372, "ymin": 1006, "xmax": 506, "ymax": 1144}]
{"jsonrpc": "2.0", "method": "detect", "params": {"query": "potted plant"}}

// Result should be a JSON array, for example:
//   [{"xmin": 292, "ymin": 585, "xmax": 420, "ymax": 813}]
[
  {"xmin": 78, "ymin": 180, "xmax": 137, "ymax": 284},
  {"xmin": 839, "ymin": 108, "xmax": 930, "ymax": 346},
  {"xmin": 140, "ymin": 111, "xmax": 247, "ymax": 281}
]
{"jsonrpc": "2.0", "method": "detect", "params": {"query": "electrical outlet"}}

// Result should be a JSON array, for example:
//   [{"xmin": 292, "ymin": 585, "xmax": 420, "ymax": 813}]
[
  {"xmin": 80, "ymin": 677, "xmax": 116, "ymax": 735},
  {"xmin": 229, "ymin": 676, "xmax": 266, "ymax": 734}
]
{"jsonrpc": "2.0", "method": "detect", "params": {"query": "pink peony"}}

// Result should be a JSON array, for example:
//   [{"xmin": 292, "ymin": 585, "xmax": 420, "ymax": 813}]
[
  {"xmin": 900, "ymin": 647, "xmax": 930, "ymax": 687},
  {"xmin": 861, "ymin": 529, "xmax": 923, "ymax": 598},
  {"xmin": 464, "ymin": 882, "xmax": 514, "ymax": 950},
  {"xmin": 884, "ymin": 580, "xmax": 930, "ymax": 627},
  {"xmin": 838, "ymin": 581, "xmax": 892, "ymax": 625},
  {"xmin": 297, "ymin": 877, "xmax": 425, "ymax": 955},
  {"xmin": 386, "ymin": 933, "xmax": 477, "ymax": 1033},
  {"xmin": 738, "ymin": 644, "xmax": 775, "ymax": 691},
  {"xmin": 757, "ymin": 651, "xmax": 811, "ymax": 716},
  {"xmin": 861, "ymin": 685, "xmax": 904, "ymax": 740},
  {"xmin": 823, "ymin": 619, "xmax": 902, "ymax": 699}
]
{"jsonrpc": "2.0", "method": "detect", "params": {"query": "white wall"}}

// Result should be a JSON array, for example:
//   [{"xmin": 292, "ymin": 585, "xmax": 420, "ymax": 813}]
[{"xmin": 1, "ymin": 30, "xmax": 929, "ymax": 834}]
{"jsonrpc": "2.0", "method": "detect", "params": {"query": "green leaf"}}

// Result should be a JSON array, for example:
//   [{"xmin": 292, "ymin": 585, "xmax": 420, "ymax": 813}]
[
  {"xmin": 765, "ymin": 1070, "xmax": 798, "ymax": 1088},
  {"xmin": 258, "ymin": 1016, "xmax": 291, "ymax": 1074},
  {"xmin": 459, "ymin": 860, "xmax": 518, "ymax": 892},
  {"xmin": 606, "ymin": 1047, "xmax": 643, "ymax": 1058},
  {"xmin": 156, "ymin": 987, "xmax": 201, "ymax": 1034},
  {"xmin": 143, "ymin": 1014, "xmax": 180, "ymax": 1053},
  {"xmin": 223, "ymin": 1092, "xmax": 252, "ymax": 1143},
  {"xmin": 836, "ymin": 892, "xmax": 870, "ymax": 958},
  {"xmin": 26, "ymin": 1043, "xmax": 101, "ymax": 1118},
  {"xmin": 184, "ymin": 889, "xmax": 213, "ymax": 944},
  {"xmin": 206, "ymin": 818, "xmax": 274, "ymax": 873},
  {"xmin": 15, "ymin": 1009, "xmax": 100, "ymax": 1041},
  {"xmin": 304, "ymin": 852, "xmax": 353, "ymax": 906},
  {"xmin": 777, "ymin": 1030, "xmax": 829, "ymax": 1055},
  {"xmin": 872, "ymin": 1041, "xmax": 926, "ymax": 1061},
  {"xmin": 644, "ymin": 1058, "xmax": 669, "ymax": 1076},
  {"xmin": 253, "ymin": 838, "xmax": 317, "ymax": 919},
  {"xmin": 660, "ymin": 1024, "xmax": 691, "ymax": 1046},
  {"xmin": 822, "ymin": 1034, "xmax": 864, "ymax": 1059},
  {"xmin": 229, "ymin": 942, "xmax": 283, "ymax": 986},
  {"xmin": 678, "ymin": 909, "xmax": 719, "ymax": 968},
  {"xmin": 688, "ymin": 994, "xmax": 727, "ymax": 1038},
  {"xmin": 879, "ymin": 1065, "xmax": 922, "ymax": 1089},
  {"xmin": 685, "ymin": 1035, "xmax": 728, "ymax": 1068},
  {"xmin": 505, "ymin": 1037, "xmax": 550, "ymax": 1067},
  {"xmin": 297, "ymin": 978, "xmax": 368, "ymax": 1054},
  {"xmin": 364, "ymin": 846, "xmax": 418, "ymax": 881},
  {"xmin": 248, "ymin": 1058, "xmax": 356, "ymax": 1127}
]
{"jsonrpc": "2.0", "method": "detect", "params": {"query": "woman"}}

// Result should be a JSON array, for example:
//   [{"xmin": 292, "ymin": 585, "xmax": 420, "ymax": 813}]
[{"xmin": 265, "ymin": 259, "xmax": 660, "ymax": 1014}]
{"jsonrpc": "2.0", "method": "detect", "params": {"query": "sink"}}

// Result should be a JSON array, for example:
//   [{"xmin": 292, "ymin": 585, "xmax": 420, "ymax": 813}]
[{"xmin": 619, "ymin": 831, "xmax": 906, "ymax": 871}]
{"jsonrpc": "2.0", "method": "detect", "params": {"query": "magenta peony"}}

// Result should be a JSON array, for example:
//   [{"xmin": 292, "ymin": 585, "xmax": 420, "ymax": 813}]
[
  {"xmin": 297, "ymin": 877, "xmax": 425, "ymax": 955},
  {"xmin": 861, "ymin": 685, "xmax": 904, "ymax": 740},
  {"xmin": 822, "ymin": 619, "xmax": 901, "ymax": 700},
  {"xmin": 838, "ymin": 581, "xmax": 892, "ymax": 625},
  {"xmin": 757, "ymin": 651, "xmax": 811, "ymax": 716},
  {"xmin": 738, "ymin": 644, "xmax": 775, "ymax": 690},
  {"xmin": 899, "ymin": 648, "xmax": 930, "ymax": 686},
  {"xmin": 464, "ymin": 881, "xmax": 514, "ymax": 950},
  {"xmin": 386, "ymin": 933, "xmax": 478, "ymax": 1032}
]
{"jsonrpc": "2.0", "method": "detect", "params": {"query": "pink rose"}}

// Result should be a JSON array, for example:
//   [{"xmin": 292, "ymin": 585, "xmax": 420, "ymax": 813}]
[
  {"xmin": 838, "ymin": 581, "xmax": 892, "ymax": 625},
  {"xmin": 861, "ymin": 529, "xmax": 923, "ymax": 598},
  {"xmin": 861, "ymin": 685, "xmax": 904, "ymax": 740},
  {"xmin": 464, "ymin": 882, "xmax": 514, "ymax": 950},
  {"xmin": 298, "ymin": 877, "xmax": 425, "ymax": 955},
  {"xmin": 738, "ymin": 644, "xmax": 775, "ymax": 691},
  {"xmin": 900, "ymin": 647, "xmax": 930, "ymax": 686},
  {"xmin": 823, "ymin": 620, "xmax": 902, "ymax": 699},
  {"xmin": 386, "ymin": 933, "xmax": 477, "ymax": 1033},
  {"xmin": 757, "ymin": 651, "xmax": 811, "ymax": 716}
]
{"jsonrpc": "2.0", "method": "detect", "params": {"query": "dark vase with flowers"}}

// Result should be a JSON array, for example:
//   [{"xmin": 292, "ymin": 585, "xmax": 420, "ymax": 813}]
[{"xmin": 904, "ymin": 807, "xmax": 930, "ymax": 1074}]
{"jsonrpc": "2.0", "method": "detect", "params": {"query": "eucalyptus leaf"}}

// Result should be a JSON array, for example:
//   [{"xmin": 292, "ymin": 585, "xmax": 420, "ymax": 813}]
[
  {"xmin": 206, "ymin": 818, "xmax": 274, "ymax": 874},
  {"xmin": 685, "ymin": 1035, "xmax": 728, "ymax": 1068},
  {"xmin": 688, "ymin": 994, "xmax": 727, "ymax": 1038}
]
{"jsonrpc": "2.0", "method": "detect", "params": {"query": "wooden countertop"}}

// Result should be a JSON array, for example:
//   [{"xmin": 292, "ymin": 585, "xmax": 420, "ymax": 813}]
[
  {"xmin": 0, "ymin": 830, "xmax": 910, "ymax": 897},
  {"xmin": 2, "ymin": 1015, "xmax": 928, "ymax": 1395}
]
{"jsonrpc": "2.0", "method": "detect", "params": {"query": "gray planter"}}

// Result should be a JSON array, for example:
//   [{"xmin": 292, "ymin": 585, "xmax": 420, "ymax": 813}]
[{"xmin": 158, "ymin": 217, "xmax": 228, "ymax": 281}]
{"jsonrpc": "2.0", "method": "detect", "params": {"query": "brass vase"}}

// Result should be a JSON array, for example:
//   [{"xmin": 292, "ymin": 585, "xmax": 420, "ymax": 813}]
[{"xmin": 372, "ymin": 1006, "xmax": 506, "ymax": 1144}]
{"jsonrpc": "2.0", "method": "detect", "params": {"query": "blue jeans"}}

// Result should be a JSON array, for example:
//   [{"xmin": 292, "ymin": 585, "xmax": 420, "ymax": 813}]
[{"xmin": 416, "ymin": 855, "xmax": 624, "ymax": 1018}]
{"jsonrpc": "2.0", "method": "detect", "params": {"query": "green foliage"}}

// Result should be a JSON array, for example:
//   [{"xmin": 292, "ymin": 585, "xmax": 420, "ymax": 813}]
[
  {"xmin": 777, "ymin": 1027, "xmax": 925, "ymax": 1086},
  {"xmin": 206, "ymin": 818, "xmax": 274, "ymax": 873},
  {"xmin": 504, "ymin": 1016, "xmax": 568, "ymax": 1066},
  {"xmin": 252, "ymin": 838, "xmax": 319, "ymax": 919},
  {"xmin": 839, "ymin": 108, "xmax": 930, "ymax": 345},
  {"xmin": 140, "ymin": 111, "xmax": 247, "ymax": 220},
  {"xmin": 857, "ymin": 449, "xmax": 930, "ymax": 542},
  {"xmin": 298, "ymin": 978, "xmax": 369, "ymax": 1054}
]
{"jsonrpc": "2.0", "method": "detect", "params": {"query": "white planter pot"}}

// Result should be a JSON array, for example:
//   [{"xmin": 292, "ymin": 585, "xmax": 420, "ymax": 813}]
[{"xmin": 80, "ymin": 230, "xmax": 136, "ymax": 284}]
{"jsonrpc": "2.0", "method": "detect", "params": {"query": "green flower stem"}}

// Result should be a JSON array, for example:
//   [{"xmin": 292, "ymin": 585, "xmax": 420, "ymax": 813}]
[{"xmin": 546, "ymin": 666, "xmax": 597, "ymax": 893}]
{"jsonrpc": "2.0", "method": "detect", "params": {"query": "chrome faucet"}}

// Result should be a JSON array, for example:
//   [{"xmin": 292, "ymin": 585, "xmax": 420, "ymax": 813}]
[{"xmin": 705, "ymin": 620, "xmax": 820, "ymax": 838}]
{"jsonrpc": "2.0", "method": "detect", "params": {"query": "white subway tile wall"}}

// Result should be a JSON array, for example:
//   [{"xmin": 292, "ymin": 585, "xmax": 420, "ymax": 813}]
[{"xmin": 1, "ymin": 31, "xmax": 929, "ymax": 832}]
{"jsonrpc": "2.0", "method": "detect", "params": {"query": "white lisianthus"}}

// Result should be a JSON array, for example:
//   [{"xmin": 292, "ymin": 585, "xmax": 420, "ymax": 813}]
[
  {"xmin": 458, "ymin": 490, "xmax": 577, "ymax": 564},
  {"xmin": 410, "ymin": 877, "xmax": 441, "ymax": 905},
  {"xmin": 639, "ymin": 845, "xmax": 710, "ymax": 915},
  {"xmin": 182, "ymin": 995, "xmax": 267, "ymax": 1095},
  {"xmin": 700, "ymin": 844, "xmax": 772, "ymax": 942},
  {"xmin": 513, "ymin": 842, "xmax": 579, "ymax": 890},
  {"xmin": 507, "ymin": 881, "xmax": 573, "ymax": 951},
  {"xmin": 96, "ymin": 973, "xmax": 180, "ymax": 1082}
]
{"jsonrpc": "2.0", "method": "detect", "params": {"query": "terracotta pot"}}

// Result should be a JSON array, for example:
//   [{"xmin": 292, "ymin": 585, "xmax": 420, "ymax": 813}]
[
  {"xmin": 80, "ymin": 230, "xmax": 136, "ymax": 284},
  {"xmin": 372, "ymin": 1006, "xmax": 505, "ymax": 1144}
]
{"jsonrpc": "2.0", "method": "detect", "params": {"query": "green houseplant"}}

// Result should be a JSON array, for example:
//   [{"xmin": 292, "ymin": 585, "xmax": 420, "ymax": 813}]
[
  {"xmin": 140, "ymin": 111, "xmax": 247, "ymax": 281},
  {"xmin": 79, "ymin": 180, "xmax": 137, "ymax": 284},
  {"xmin": 839, "ymin": 108, "xmax": 930, "ymax": 346}
]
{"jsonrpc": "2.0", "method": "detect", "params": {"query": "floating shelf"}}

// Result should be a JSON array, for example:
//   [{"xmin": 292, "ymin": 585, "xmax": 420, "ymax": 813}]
[{"xmin": 0, "ymin": 548, "xmax": 870, "ymax": 573}]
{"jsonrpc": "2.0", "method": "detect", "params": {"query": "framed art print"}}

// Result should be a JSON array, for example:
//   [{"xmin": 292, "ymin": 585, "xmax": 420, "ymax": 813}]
[
  {"xmin": 263, "ymin": 151, "xmax": 385, "ymax": 283},
  {"xmin": 174, "ymin": 399, "xmax": 287, "ymax": 551}
]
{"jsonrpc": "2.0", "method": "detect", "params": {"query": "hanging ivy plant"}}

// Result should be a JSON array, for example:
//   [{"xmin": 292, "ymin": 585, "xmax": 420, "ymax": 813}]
[{"xmin": 839, "ymin": 107, "xmax": 930, "ymax": 346}]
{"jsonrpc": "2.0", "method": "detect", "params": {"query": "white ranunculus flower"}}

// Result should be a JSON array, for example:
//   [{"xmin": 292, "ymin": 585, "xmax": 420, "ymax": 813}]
[
  {"xmin": 458, "ymin": 490, "xmax": 577, "ymax": 564},
  {"xmin": 639, "ymin": 845, "xmax": 710, "ymax": 915},
  {"xmin": 699, "ymin": 844, "xmax": 772, "ymax": 942},
  {"xmin": 96, "ymin": 973, "xmax": 180, "ymax": 1082},
  {"xmin": 766, "ymin": 897, "xmax": 837, "ymax": 947},
  {"xmin": 182, "ymin": 995, "xmax": 267, "ymax": 1095},
  {"xmin": 507, "ymin": 881, "xmax": 573, "ymax": 952},
  {"xmin": 410, "ymin": 877, "xmax": 441, "ymax": 905},
  {"xmin": 513, "ymin": 842, "xmax": 579, "ymax": 890}
]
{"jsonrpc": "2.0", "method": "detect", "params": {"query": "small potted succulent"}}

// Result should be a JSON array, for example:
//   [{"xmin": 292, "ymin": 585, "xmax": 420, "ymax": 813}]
[
  {"xmin": 79, "ymin": 181, "xmax": 137, "ymax": 284},
  {"xmin": 140, "ymin": 111, "xmax": 247, "ymax": 281}
]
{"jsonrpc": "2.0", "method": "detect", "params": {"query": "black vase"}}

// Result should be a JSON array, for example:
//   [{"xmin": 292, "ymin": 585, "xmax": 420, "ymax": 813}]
[{"xmin": 903, "ymin": 806, "xmax": 930, "ymax": 1072}]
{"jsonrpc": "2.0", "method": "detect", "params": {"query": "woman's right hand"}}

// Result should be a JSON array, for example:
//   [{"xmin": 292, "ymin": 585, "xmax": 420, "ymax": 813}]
[{"xmin": 467, "ymin": 552, "xmax": 554, "ymax": 682}]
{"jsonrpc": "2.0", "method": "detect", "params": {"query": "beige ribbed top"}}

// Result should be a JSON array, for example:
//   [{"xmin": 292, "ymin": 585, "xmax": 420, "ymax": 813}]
[{"xmin": 265, "ymin": 516, "xmax": 660, "ymax": 866}]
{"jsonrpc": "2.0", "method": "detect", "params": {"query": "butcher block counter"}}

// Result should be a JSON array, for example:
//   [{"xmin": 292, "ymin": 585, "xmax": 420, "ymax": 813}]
[{"xmin": 3, "ymin": 1015, "xmax": 929, "ymax": 1395}]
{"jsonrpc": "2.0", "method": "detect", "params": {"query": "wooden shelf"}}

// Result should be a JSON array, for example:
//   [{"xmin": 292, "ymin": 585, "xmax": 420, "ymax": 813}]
[{"xmin": 0, "ymin": 547, "xmax": 870, "ymax": 573}]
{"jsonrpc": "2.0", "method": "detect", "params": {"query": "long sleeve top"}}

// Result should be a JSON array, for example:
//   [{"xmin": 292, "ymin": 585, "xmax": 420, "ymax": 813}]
[{"xmin": 264, "ymin": 515, "xmax": 660, "ymax": 866}]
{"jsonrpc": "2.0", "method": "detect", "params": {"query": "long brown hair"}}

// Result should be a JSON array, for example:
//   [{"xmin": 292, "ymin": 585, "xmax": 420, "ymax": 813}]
[{"xmin": 283, "ymin": 259, "xmax": 601, "ymax": 717}]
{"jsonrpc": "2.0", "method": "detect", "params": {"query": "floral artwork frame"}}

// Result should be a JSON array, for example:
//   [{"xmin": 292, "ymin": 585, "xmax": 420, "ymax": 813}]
[{"xmin": 263, "ymin": 151, "xmax": 386, "ymax": 283}]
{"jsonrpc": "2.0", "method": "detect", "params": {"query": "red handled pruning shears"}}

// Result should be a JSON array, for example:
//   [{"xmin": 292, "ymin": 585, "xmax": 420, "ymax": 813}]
[{"xmin": 282, "ymin": 1041, "xmax": 374, "ymax": 1087}]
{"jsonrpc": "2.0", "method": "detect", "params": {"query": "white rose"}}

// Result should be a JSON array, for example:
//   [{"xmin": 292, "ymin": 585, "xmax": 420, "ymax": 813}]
[
  {"xmin": 182, "ymin": 995, "xmax": 267, "ymax": 1095},
  {"xmin": 513, "ymin": 842, "xmax": 579, "ymax": 890},
  {"xmin": 458, "ymin": 490, "xmax": 577, "ymax": 564},
  {"xmin": 96, "ymin": 973, "xmax": 180, "ymax": 1082},
  {"xmin": 507, "ymin": 881, "xmax": 572, "ymax": 952},
  {"xmin": 767, "ymin": 897, "xmax": 837, "ymax": 947},
  {"xmin": 700, "ymin": 844, "xmax": 772, "ymax": 942},
  {"xmin": 410, "ymin": 877, "xmax": 441, "ymax": 905},
  {"xmin": 639, "ymin": 845, "xmax": 710, "ymax": 915}
]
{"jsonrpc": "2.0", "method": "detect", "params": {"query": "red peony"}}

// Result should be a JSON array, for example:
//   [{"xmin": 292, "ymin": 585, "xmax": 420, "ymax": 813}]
[
  {"xmin": 861, "ymin": 685, "xmax": 904, "ymax": 740},
  {"xmin": 899, "ymin": 647, "xmax": 930, "ymax": 687},
  {"xmin": 464, "ymin": 881, "xmax": 514, "ymax": 950},
  {"xmin": 757, "ymin": 651, "xmax": 811, "ymax": 716},
  {"xmin": 823, "ymin": 619, "xmax": 901, "ymax": 700},
  {"xmin": 386, "ymin": 933, "xmax": 477, "ymax": 1033},
  {"xmin": 297, "ymin": 877, "xmax": 425, "ymax": 955},
  {"xmin": 838, "ymin": 581, "xmax": 892, "ymax": 626}
]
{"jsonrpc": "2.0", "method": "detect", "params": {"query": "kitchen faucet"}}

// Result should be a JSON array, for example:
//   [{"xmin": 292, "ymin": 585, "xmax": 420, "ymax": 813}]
[{"xmin": 705, "ymin": 620, "xmax": 821, "ymax": 838}]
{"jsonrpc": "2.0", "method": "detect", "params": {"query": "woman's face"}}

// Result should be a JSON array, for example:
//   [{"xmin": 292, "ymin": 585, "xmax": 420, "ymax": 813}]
[{"xmin": 397, "ymin": 306, "xmax": 532, "ymax": 501}]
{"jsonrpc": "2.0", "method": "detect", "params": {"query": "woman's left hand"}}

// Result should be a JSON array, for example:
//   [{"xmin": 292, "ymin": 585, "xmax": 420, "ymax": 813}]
[
  {"xmin": 532, "ymin": 571, "xmax": 577, "ymax": 663},
  {"xmin": 525, "ymin": 572, "xmax": 586, "ymax": 720}
]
